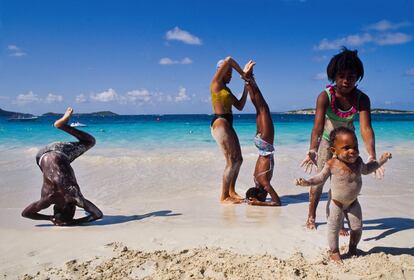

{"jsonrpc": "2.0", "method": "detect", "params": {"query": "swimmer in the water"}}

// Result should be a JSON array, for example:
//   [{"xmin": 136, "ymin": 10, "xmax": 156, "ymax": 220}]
[
  {"xmin": 295, "ymin": 127, "xmax": 391, "ymax": 262},
  {"xmin": 22, "ymin": 107, "xmax": 103, "ymax": 226}
]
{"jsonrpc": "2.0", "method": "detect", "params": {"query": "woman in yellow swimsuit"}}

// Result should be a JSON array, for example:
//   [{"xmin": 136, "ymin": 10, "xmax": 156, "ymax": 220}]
[{"xmin": 210, "ymin": 56, "xmax": 249, "ymax": 203}]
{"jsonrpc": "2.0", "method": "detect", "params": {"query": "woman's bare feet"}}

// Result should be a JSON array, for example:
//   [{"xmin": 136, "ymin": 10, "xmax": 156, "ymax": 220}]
[
  {"xmin": 221, "ymin": 196, "xmax": 243, "ymax": 204},
  {"xmin": 229, "ymin": 192, "xmax": 243, "ymax": 200},
  {"xmin": 306, "ymin": 216, "xmax": 316, "ymax": 230},
  {"xmin": 54, "ymin": 107, "xmax": 73, "ymax": 128}
]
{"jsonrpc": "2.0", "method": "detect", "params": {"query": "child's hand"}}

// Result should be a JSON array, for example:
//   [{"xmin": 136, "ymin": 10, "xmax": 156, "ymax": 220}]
[
  {"xmin": 301, "ymin": 150, "xmax": 317, "ymax": 174},
  {"xmin": 247, "ymin": 197, "xmax": 259, "ymax": 205},
  {"xmin": 380, "ymin": 152, "xmax": 392, "ymax": 162},
  {"xmin": 295, "ymin": 178, "xmax": 309, "ymax": 186}
]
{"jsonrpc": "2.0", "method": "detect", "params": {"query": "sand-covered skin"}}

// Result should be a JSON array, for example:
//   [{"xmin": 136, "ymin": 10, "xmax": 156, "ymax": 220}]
[{"xmin": 20, "ymin": 243, "xmax": 414, "ymax": 280}]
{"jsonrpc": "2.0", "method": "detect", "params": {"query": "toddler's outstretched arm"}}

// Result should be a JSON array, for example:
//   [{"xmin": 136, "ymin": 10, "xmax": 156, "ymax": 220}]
[
  {"xmin": 296, "ymin": 164, "xmax": 331, "ymax": 186},
  {"xmin": 361, "ymin": 152, "xmax": 392, "ymax": 175}
]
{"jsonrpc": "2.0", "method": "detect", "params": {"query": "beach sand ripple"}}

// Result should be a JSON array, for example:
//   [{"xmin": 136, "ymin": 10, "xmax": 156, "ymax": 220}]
[{"xmin": 20, "ymin": 242, "xmax": 414, "ymax": 280}]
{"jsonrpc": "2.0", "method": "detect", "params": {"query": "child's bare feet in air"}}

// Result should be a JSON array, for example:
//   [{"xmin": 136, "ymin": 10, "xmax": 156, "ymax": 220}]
[
  {"xmin": 329, "ymin": 251, "xmax": 343, "ymax": 263},
  {"xmin": 54, "ymin": 107, "xmax": 73, "ymax": 128}
]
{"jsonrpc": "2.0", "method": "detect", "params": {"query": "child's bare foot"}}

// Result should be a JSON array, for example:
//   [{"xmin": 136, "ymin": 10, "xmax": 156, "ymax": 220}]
[
  {"xmin": 221, "ymin": 196, "xmax": 243, "ymax": 204},
  {"xmin": 306, "ymin": 217, "xmax": 316, "ymax": 230},
  {"xmin": 339, "ymin": 228, "xmax": 349, "ymax": 236},
  {"xmin": 329, "ymin": 252, "xmax": 343, "ymax": 263},
  {"xmin": 54, "ymin": 107, "xmax": 73, "ymax": 128}
]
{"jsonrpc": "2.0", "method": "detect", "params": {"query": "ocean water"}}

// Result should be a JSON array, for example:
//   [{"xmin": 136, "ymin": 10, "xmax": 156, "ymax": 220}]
[{"xmin": 1, "ymin": 114, "xmax": 413, "ymax": 150}]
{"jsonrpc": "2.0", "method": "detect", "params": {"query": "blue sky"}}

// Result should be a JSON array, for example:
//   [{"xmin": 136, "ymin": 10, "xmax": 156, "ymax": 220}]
[{"xmin": 1, "ymin": 0, "xmax": 413, "ymax": 115}]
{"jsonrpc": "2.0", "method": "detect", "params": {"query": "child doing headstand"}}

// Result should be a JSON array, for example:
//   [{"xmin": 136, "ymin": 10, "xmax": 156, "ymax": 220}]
[{"xmin": 244, "ymin": 60, "xmax": 281, "ymax": 206}]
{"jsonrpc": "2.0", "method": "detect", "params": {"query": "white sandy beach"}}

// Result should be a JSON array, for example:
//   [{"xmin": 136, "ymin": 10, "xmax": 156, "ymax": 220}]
[{"xmin": 1, "ymin": 142, "xmax": 413, "ymax": 279}]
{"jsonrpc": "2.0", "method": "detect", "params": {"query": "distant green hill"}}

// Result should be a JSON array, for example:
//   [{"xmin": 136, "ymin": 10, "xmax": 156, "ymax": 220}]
[
  {"xmin": 0, "ymin": 108, "xmax": 35, "ymax": 118},
  {"xmin": 42, "ymin": 111, "xmax": 118, "ymax": 117}
]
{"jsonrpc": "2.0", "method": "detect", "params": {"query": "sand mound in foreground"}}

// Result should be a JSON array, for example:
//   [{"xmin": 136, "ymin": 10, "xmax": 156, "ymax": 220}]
[{"xmin": 21, "ymin": 243, "xmax": 414, "ymax": 280}]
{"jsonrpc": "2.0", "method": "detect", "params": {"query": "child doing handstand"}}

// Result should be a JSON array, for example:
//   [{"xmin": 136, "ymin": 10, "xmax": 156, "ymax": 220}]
[{"xmin": 296, "ymin": 127, "xmax": 391, "ymax": 262}]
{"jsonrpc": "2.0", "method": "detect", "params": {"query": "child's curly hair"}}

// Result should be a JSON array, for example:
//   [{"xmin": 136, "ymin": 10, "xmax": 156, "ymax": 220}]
[
  {"xmin": 329, "ymin": 127, "xmax": 357, "ymax": 148},
  {"xmin": 327, "ymin": 47, "xmax": 364, "ymax": 82}
]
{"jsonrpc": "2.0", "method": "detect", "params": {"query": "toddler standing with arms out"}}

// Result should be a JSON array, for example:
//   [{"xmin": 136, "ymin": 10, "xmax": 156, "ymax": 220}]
[{"xmin": 296, "ymin": 127, "xmax": 391, "ymax": 262}]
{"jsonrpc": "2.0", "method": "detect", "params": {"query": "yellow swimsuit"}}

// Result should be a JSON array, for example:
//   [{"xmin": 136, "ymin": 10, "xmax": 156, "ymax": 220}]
[
  {"xmin": 210, "ymin": 88, "xmax": 234, "ymax": 126},
  {"xmin": 211, "ymin": 88, "xmax": 233, "ymax": 114}
]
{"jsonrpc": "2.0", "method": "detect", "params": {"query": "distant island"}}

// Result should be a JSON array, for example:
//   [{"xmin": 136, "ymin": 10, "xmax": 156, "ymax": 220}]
[
  {"xmin": 285, "ymin": 108, "xmax": 414, "ymax": 115},
  {"xmin": 42, "ymin": 111, "xmax": 118, "ymax": 117},
  {"xmin": 0, "ymin": 108, "xmax": 36, "ymax": 118},
  {"xmin": 0, "ymin": 108, "xmax": 119, "ymax": 118}
]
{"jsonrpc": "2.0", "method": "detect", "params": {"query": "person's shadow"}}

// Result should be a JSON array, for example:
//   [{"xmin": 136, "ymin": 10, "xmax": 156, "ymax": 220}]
[
  {"xmin": 367, "ymin": 246, "xmax": 414, "ymax": 256},
  {"xmin": 280, "ymin": 192, "xmax": 329, "ymax": 206},
  {"xmin": 362, "ymin": 217, "xmax": 414, "ymax": 242},
  {"xmin": 35, "ymin": 210, "xmax": 181, "ymax": 227}
]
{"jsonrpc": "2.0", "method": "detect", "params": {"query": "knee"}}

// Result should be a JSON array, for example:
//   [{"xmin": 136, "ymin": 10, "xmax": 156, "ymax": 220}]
[{"xmin": 231, "ymin": 154, "xmax": 243, "ymax": 166}]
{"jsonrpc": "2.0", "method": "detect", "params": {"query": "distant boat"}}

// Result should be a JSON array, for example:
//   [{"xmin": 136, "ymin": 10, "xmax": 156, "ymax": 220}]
[
  {"xmin": 70, "ymin": 122, "xmax": 87, "ymax": 127},
  {"xmin": 7, "ymin": 116, "xmax": 38, "ymax": 121}
]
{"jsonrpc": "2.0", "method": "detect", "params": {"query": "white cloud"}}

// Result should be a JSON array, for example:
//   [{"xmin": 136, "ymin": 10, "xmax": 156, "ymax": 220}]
[
  {"xmin": 159, "ymin": 57, "xmax": 175, "ymax": 65},
  {"xmin": 15, "ymin": 91, "xmax": 41, "ymax": 105},
  {"xmin": 90, "ymin": 88, "xmax": 118, "ymax": 102},
  {"xmin": 313, "ymin": 72, "xmax": 327, "ymax": 80},
  {"xmin": 45, "ymin": 93, "xmax": 63, "ymax": 104},
  {"xmin": 10, "ymin": 52, "xmax": 27, "ymax": 57},
  {"xmin": 75, "ymin": 94, "xmax": 87, "ymax": 103},
  {"xmin": 159, "ymin": 57, "xmax": 193, "ymax": 65},
  {"xmin": 375, "ymin": 32, "xmax": 412, "ymax": 45},
  {"xmin": 181, "ymin": 57, "xmax": 193, "ymax": 64},
  {"xmin": 315, "ymin": 33, "xmax": 373, "ymax": 50},
  {"xmin": 405, "ymin": 68, "xmax": 414, "ymax": 76},
  {"xmin": 123, "ymin": 89, "xmax": 152, "ymax": 104},
  {"xmin": 175, "ymin": 87, "xmax": 190, "ymax": 102},
  {"xmin": 7, "ymin": 44, "xmax": 27, "ymax": 57},
  {"xmin": 315, "ymin": 32, "xmax": 412, "ymax": 50},
  {"xmin": 165, "ymin": 27, "xmax": 202, "ymax": 45},
  {"xmin": 8, "ymin": 45, "xmax": 19, "ymax": 51},
  {"xmin": 365, "ymin": 20, "xmax": 411, "ymax": 31}
]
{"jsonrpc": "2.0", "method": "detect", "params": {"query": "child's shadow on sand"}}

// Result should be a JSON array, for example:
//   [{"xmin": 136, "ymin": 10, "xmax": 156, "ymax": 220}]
[
  {"xmin": 280, "ymin": 192, "xmax": 328, "ymax": 206},
  {"xmin": 36, "ymin": 210, "xmax": 181, "ymax": 227},
  {"xmin": 362, "ymin": 217, "xmax": 414, "ymax": 242},
  {"xmin": 367, "ymin": 246, "xmax": 414, "ymax": 256}
]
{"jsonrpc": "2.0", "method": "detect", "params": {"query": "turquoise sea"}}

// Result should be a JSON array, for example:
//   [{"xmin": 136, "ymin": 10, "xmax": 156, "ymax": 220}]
[{"xmin": 1, "ymin": 114, "xmax": 414, "ymax": 150}]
